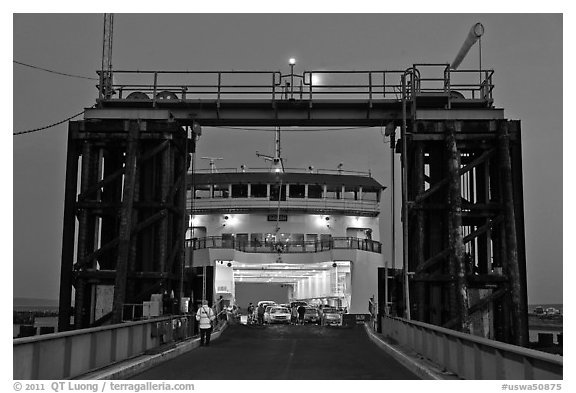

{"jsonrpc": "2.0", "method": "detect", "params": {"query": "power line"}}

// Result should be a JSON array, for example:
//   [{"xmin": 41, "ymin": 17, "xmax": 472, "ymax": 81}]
[
  {"xmin": 13, "ymin": 60, "xmax": 99, "ymax": 81},
  {"xmin": 14, "ymin": 111, "xmax": 85, "ymax": 136}
]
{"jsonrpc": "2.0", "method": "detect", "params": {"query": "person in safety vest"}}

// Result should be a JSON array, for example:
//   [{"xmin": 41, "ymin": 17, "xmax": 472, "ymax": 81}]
[{"xmin": 195, "ymin": 300, "xmax": 216, "ymax": 347}]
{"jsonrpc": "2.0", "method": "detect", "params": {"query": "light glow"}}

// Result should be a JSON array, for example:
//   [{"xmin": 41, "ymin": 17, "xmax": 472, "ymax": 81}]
[{"xmin": 310, "ymin": 73, "xmax": 322, "ymax": 85}]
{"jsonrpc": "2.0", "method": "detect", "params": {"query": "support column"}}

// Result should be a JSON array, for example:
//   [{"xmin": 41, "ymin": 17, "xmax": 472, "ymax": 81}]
[
  {"xmin": 75, "ymin": 140, "xmax": 98, "ymax": 328},
  {"xmin": 58, "ymin": 124, "xmax": 79, "ymax": 332},
  {"xmin": 498, "ymin": 122, "xmax": 527, "ymax": 346},
  {"xmin": 446, "ymin": 122, "xmax": 470, "ymax": 333},
  {"xmin": 414, "ymin": 142, "xmax": 426, "ymax": 321},
  {"xmin": 112, "ymin": 121, "xmax": 140, "ymax": 324},
  {"xmin": 158, "ymin": 139, "xmax": 171, "ymax": 275}
]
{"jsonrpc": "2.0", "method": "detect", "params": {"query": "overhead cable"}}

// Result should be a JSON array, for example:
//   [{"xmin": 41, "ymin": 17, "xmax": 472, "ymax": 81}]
[
  {"xmin": 13, "ymin": 60, "xmax": 99, "ymax": 81},
  {"xmin": 14, "ymin": 111, "xmax": 85, "ymax": 136}
]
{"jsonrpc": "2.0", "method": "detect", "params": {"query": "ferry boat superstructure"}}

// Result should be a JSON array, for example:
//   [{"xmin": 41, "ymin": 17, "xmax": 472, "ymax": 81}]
[{"xmin": 186, "ymin": 149, "xmax": 385, "ymax": 313}]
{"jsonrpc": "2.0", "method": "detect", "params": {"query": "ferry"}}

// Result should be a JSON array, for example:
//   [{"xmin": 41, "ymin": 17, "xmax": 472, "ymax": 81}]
[{"xmin": 185, "ymin": 128, "xmax": 385, "ymax": 314}]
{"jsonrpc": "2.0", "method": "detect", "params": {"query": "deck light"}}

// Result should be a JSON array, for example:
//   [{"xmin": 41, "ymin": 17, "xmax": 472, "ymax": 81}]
[{"xmin": 289, "ymin": 58, "xmax": 296, "ymax": 65}]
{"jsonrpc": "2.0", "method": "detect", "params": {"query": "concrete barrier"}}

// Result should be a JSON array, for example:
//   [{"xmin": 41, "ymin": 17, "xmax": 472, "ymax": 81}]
[{"xmin": 14, "ymin": 315, "xmax": 195, "ymax": 380}]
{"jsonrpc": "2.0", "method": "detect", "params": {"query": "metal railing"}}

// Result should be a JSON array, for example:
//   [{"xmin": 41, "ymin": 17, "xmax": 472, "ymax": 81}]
[
  {"xmin": 186, "ymin": 236, "xmax": 382, "ymax": 254},
  {"xmin": 193, "ymin": 167, "xmax": 372, "ymax": 177},
  {"xmin": 381, "ymin": 316, "xmax": 562, "ymax": 380},
  {"xmin": 189, "ymin": 197, "xmax": 380, "ymax": 215},
  {"xmin": 13, "ymin": 315, "xmax": 195, "ymax": 380},
  {"xmin": 97, "ymin": 65, "xmax": 494, "ymax": 105}
]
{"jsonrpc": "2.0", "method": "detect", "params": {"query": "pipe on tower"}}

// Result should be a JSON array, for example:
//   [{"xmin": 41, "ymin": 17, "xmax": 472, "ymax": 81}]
[{"xmin": 451, "ymin": 22, "xmax": 484, "ymax": 70}]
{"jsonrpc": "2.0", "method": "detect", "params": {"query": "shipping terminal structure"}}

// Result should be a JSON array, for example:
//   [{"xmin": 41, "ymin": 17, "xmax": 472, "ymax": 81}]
[{"xmin": 56, "ymin": 22, "xmax": 530, "ymax": 350}]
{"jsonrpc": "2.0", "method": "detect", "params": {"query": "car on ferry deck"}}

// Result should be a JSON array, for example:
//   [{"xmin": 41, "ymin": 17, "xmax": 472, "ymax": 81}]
[
  {"xmin": 263, "ymin": 305, "xmax": 274, "ymax": 323},
  {"xmin": 267, "ymin": 306, "xmax": 292, "ymax": 324},
  {"xmin": 320, "ymin": 307, "xmax": 342, "ymax": 326},
  {"xmin": 255, "ymin": 301, "xmax": 277, "ymax": 321},
  {"xmin": 303, "ymin": 307, "xmax": 321, "ymax": 324}
]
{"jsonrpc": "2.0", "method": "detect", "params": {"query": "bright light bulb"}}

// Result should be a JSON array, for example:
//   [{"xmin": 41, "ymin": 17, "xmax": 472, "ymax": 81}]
[{"xmin": 289, "ymin": 58, "xmax": 296, "ymax": 65}]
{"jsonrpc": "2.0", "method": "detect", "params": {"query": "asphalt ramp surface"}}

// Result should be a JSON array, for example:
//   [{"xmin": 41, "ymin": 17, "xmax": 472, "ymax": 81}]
[{"xmin": 130, "ymin": 323, "xmax": 419, "ymax": 380}]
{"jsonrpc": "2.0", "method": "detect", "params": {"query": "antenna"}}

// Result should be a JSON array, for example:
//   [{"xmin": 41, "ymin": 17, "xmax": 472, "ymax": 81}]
[
  {"xmin": 201, "ymin": 157, "xmax": 224, "ymax": 173},
  {"xmin": 256, "ymin": 127, "xmax": 284, "ymax": 173},
  {"xmin": 99, "ymin": 13, "xmax": 114, "ymax": 100}
]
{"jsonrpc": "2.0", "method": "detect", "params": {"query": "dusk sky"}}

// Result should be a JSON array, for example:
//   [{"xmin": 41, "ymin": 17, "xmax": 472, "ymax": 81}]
[{"xmin": 12, "ymin": 13, "xmax": 563, "ymax": 306}]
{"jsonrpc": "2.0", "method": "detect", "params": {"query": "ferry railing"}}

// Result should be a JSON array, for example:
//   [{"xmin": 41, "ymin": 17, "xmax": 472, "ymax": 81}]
[
  {"xmin": 381, "ymin": 315, "xmax": 562, "ymax": 380},
  {"xmin": 187, "ymin": 236, "xmax": 382, "ymax": 254},
  {"xmin": 13, "ymin": 314, "xmax": 195, "ymax": 380},
  {"xmin": 188, "ymin": 196, "xmax": 380, "ymax": 214},
  {"xmin": 193, "ymin": 167, "xmax": 373, "ymax": 177}
]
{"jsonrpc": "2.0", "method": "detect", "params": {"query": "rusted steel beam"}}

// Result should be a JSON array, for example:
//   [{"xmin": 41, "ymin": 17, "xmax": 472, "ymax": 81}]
[
  {"xmin": 77, "ymin": 166, "xmax": 123, "ymax": 201},
  {"xmin": 166, "ymin": 168, "xmax": 186, "ymax": 202},
  {"xmin": 111, "ymin": 121, "xmax": 140, "ymax": 324},
  {"xmin": 415, "ymin": 148, "xmax": 495, "ymax": 204},
  {"xmin": 58, "ymin": 125, "xmax": 80, "ymax": 332},
  {"xmin": 498, "ymin": 122, "xmax": 528, "ymax": 347},
  {"xmin": 463, "ymin": 216, "xmax": 504, "ymax": 244},
  {"xmin": 158, "ymin": 143, "xmax": 172, "ymax": 275},
  {"xmin": 77, "ymin": 140, "xmax": 171, "ymax": 202},
  {"xmin": 75, "ymin": 140, "xmax": 99, "ymax": 327},
  {"xmin": 127, "ymin": 158, "xmax": 140, "ymax": 304},
  {"xmin": 74, "ymin": 210, "xmax": 168, "ymax": 270},
  {"xmin": 166, "ymin": 238, "xmax": 181, "ymax": 271},
  {"xmin": 468, "ymin": 288, "xmax": 507, "ymax": 315},
  {"xmin": 75, "ymin": 238, "xmax": 120, "ymax": 269},
  {"xmin": 446, "ymin": 122, "xmax": 470, "ymax": 334},
  {"xmin": 415, "ymin": 249, "xmax": 450, "ymax": 274},
  {"xmin": 414, "ymin": 142, "xmax": 426, "ymax": 321}
]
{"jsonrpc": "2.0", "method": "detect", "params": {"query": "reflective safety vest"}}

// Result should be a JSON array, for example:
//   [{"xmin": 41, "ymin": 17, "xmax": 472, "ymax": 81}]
[{"xmin": 196, "ymin": 305, "xmax": 215, "ymax": 329}]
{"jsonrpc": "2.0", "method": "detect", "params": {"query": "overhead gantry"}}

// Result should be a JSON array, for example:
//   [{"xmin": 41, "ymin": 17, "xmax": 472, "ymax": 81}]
[{"xmin": 59, "ymin": 62, "xmax": 527, "ymax": 346}]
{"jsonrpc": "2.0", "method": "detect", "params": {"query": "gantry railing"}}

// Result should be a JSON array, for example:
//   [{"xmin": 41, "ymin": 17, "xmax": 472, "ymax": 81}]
[{"xmin": 97, "ymin": 65, "xmax": 494, "ymax": 105}]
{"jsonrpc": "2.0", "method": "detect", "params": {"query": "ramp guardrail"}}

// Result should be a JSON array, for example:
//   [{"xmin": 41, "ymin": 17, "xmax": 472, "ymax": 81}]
[{"xmin": 381, "ymin": 315, "xmax": 562, "ymax": 380}]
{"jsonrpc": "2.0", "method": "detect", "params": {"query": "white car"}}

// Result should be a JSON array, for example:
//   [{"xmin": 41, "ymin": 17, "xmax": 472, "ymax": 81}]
[
  {"xmin": 321, "ymin": 307, "xmax": 342, "ymax": 326},
  {"xmin": 266, "ymin": 306, "xmax": 292, "ymax": 324},
  {"xmin": 263, "ymin": 305, "xmax": 274, "ymax": 323}
]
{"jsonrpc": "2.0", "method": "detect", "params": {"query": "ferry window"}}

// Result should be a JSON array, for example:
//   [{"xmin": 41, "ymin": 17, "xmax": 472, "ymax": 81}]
[
  {"xmin": 251, "ymin": 184, "xmax": 267, "ymax": 198},
  {"xmin": 306, "ymin": 234, "xmax": 318, "ymax": 243},
  {"xmin": 236, "ymin": 233, "xmax": 249, "ymax": 246},
  {"xmin": 222, "ymin": 233, "xmax": 234, "ymax": 248},
  {"xmin": 270, "ymin": 184, "xmax": 287, "ymax": 201},
  {"xmin": 194, "ymin": 186, "xmax": 211, "ymax": 199},
  {"xmin": 291, "ymin": 233, "xmax": 305, "ymax": 245},
  {"xmin": 362, "ymin": 189, "xmax": 379, "ymax": 202},
  {"xmin": 343, "ymin": 186, "xmax": 358, "ymax": 200},
  {"xmin": 308, "ymin": 184, "xmax": 323, "ymax": 199},
  {"xmin": 289, "ymin": 184, "xmax": 305, "ymax": 198},
  {"xmin": 250, "ymin": 233, "xmax": 263, "ymax": 247},
  {"xmin": 320, "ymin": 234, "xmax": 332, "ymax": 246},
  {"xmin": 325, "ymin": 185, "xmax": 341, "ymax": 199},
  {"xmin": 232, "ymin": 184, "xmax": 248, "ymax": 198},
  {"xmin": 264, "ymin": 233, "xmax": 276, "ymax": 245},
  {"xmin": 212, "ymin": 184, "xmax": 229, "ymax": 198}
]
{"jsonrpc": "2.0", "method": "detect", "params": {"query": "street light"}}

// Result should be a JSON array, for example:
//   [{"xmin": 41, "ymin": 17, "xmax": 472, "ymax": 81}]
[{"xmin": 288, "ymin": 58, "xmax": 296, "ymax": 99}]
